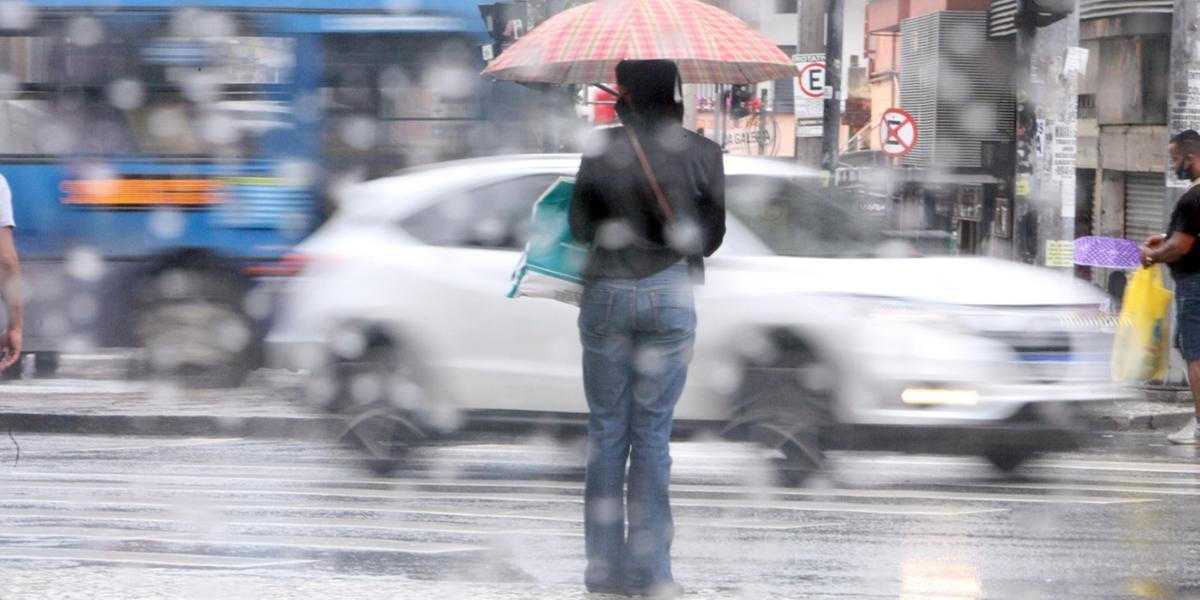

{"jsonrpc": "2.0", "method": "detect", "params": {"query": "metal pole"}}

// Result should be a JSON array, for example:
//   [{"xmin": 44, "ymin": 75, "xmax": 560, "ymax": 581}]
[
  {"xmin": 1009, "ymin": 0, "xmax": 1079, "ymax": 266},
  {"xmin": 795, "ymin": 0, "xmax": 827, "ymax": 165},
  {"xmin": 716, "ymin": 84, "xmax": 727, "ymax": 150},
  {"xmin": 1009, "ymin": 3, "xmax": 1034, "ymax": 263},
  {"xmin": 758, "ymin": 88, "xmax": 770, "ymax": 155},
  {"xmin": 820, "ymin": 0, "xmax": 843, "ymax": 174}
]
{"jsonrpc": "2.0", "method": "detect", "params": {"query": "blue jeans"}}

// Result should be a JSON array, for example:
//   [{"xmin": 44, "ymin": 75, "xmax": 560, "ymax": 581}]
[
  {"xmin": 578, "ymin": 264, "xmax": 696, "ymax": 592},
  {"xmin": 1176, "ymin": 272, "xmax": 1200, "ymax": 361}
]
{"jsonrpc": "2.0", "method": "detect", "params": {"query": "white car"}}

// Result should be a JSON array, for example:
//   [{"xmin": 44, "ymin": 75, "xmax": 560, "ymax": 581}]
[{"xmin": 268, "ymin": 153, "xmax": 1127, "ymax": 479}]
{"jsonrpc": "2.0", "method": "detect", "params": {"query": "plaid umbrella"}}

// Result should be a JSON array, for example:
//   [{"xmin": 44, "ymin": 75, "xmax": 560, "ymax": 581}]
[{"xmin": 481, "ymin": 0, "xmax": 797, "ymax": 85}]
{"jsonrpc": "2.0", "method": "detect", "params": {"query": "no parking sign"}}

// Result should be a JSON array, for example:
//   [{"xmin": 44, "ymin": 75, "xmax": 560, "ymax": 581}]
[{"xmin": 879, "ymin": 108, "xmax": 918, "ymax": 158}]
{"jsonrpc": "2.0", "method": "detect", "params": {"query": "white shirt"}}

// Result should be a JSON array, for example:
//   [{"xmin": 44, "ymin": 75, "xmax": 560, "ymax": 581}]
[{"xmin": 0, "ymin": 174, "xmax": 13, "ymax": 229}]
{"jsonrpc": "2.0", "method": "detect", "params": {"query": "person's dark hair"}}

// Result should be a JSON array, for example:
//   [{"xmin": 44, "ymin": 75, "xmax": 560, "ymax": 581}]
[
  {"xmin": 1171, "ymin": 129, "xmax": 1200, "ymax": 157},
  {"xmin": 614, "ymin": 59, "xmax": 683, "ymax": 129}
]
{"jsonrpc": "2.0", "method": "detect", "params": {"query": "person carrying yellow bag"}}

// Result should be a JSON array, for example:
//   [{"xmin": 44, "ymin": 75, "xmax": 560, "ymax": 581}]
[
  {"xmin": 1138, "ymin": 130, "xmax": 1200, "ymax": 444},
  {"xmin": 1111, "ymin": 265, "xmax": 1172, "ymax": 382}
]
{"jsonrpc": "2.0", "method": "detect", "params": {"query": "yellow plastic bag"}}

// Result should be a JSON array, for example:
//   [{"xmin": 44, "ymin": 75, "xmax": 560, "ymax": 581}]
[{"xmin": 1111, "ymin": 264, "xmax": 1173, "ymax": 382}]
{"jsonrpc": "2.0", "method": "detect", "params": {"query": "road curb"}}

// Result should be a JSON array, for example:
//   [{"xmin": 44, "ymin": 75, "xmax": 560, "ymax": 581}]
[
  {"xmin": 0, "ymin": 413, "xmax": 345, "ymax": 440},
  {"xmin": 1086, "ymin": 410, "xmax": 1195, "ymax": 433}
]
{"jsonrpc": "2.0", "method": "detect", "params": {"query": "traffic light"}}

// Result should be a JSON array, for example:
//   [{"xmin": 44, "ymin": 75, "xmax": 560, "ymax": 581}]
[
  {"xmin": 729, "ymin": 85, "xmax": 753, "ymax": 120},
  {"xmin": 479, "ymin": 3, "xmax": 525, "ymax": 42},
  {"xmin": 1013, "ymin": 0, "xmax": 1074, "ymax": 30}
]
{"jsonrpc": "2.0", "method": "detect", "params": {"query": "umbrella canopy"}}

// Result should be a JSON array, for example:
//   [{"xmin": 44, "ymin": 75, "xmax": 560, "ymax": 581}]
[{"xmin": 481, "ymin": 0, "xmax": 797, "ymax": 85}]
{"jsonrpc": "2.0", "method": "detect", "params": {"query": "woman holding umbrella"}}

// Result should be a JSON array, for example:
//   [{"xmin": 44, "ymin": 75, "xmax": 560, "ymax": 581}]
[
  {"xmin": 568, "ymin": 59, "xmax": 725, "ymax": 598},
  {"xmin": 483, "ymin": 2, "xmax": 796, "ymax": 594}
]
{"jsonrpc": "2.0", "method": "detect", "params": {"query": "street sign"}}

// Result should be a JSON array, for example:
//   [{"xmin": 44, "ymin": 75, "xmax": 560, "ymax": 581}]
[
  {"xmin": 797, "ymin": 60, "xmax": 826, "ymax": 99},
  {"xmin": 879, "ymin": 108, "xmax": 918, "ymax": 158},
  {"xmin": 793, "ymin": 53, "xmax": 825, "ymax": 138},
  {"xmin": 796, "ymin": 54, "xmax": 825, "ymax": 101}
]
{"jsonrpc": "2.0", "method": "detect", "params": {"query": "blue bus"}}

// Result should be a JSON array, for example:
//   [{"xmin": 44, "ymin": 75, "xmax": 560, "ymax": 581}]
[{"xmin": 0, "ymin": 0, "xmax": 518, "ymax": 384}]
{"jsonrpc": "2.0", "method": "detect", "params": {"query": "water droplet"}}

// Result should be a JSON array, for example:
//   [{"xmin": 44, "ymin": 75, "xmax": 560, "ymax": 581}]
[
  {"xmin": 65, "ymin": 248, "xmax": 106, "ymax": 282},
  {"xmin": 66, "ymin": 16, "xmax": 103, "ymax": 47},
  {"xmin": 107, "ymin": 79, "xmax": 145, "ymax": 111},
  {"xmin": 0, "ymin": 1, "xmax": 35, "ymax": 30},
  {"xmin": 338, "ymin": 116, "xmax": 378, "ymax": 150},
  {"xmin": 149, "ymin": 209, "xmax": 186, "ymax": 240}
]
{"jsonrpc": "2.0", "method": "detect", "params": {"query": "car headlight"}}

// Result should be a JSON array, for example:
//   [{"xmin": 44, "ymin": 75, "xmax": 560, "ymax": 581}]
[{"xmin": 860, "ymin": 298, "xmax": 967, "ymax": 334}]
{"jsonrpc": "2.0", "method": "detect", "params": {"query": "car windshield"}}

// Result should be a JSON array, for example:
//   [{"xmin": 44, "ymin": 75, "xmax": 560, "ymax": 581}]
[{"xmin": 727, "ymin": 174, "xmax": 916, "ymax": 258}]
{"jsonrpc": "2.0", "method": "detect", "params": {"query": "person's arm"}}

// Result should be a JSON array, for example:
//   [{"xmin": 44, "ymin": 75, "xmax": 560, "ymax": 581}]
[
  {"xmin": 1141, "ymin": 232, "xmax": 1195, "ymax": 266},
  {"xmin": 1142, "ymin": 198, "xmax": 1200, "ymax": 266},
  {"xmin": 0, "ymin": 226, "xmax": 22, "ymax": 372},
  {"xmin": 700, "ymin": 145, "xmax": 726, "ymax": 257},
  {"xmin": 569, "ymin": 153, "xmax": 605, "ymax": 244}
]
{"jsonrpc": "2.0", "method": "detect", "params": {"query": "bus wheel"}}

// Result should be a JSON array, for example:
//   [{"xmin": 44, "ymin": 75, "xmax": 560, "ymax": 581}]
[
  {"xmin": 133, "ymin": 269, "xmax": 255, "ymax": 389},
  {"xmin": 0, "ymin": 353, "xmax": 24, "ymax": 380},
  {"xmin": 34, "ymin": 352, "xmax": 59, "ymax": 378}
]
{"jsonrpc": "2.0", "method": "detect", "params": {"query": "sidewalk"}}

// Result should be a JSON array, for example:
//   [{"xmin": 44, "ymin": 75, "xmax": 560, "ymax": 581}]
[
  {"xmin": 0, "ymin": 354, "xmax": 341, "ymax": 439},
  {"xmin": 1090, "ymin": 385, "xmax": 1195, "ymax": 432},
  {"xmin": 0, "ymin": 354, "xmax": 1192, "ymax": 438}
]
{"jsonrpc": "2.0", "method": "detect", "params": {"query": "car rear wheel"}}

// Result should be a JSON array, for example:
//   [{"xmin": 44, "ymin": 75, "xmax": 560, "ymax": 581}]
[
  {"xmin": 727, "ymin": 331, "xmax": 835, "ymax": 487},
  {"xmin": 329, "ymin": 340, "xmax": 436, "ymax": 476},
  {"xmin": 984, "ymin": 448, "xmax": 1034, "ymax": 473}
]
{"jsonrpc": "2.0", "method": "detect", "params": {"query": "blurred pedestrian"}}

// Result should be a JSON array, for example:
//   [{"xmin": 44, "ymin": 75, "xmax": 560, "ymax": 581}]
[
  {"xmin": 0, "ymin": 173, "xmax": 21, "ymax": 373},
  {"xmin": 1139, "ymin": 129, "xmax": 1200, "ymax": 444},
  {"xmin": 569, "ymin": 59, "xmax": 725, "ymax": 598}
]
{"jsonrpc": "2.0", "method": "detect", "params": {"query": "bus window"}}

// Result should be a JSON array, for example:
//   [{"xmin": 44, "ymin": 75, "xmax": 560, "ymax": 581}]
[
  {"xmin": 321, "ymin": 32, "xmax": 482, "ymax": 178},
  {"xmin": 0, "ymin": 19, "xmax": 296, "ymax": 159}
]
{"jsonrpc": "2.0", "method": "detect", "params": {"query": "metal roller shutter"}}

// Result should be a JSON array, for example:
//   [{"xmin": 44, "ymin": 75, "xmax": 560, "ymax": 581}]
[
  {"xmin": 773, "ymin": 45, "xmax": 795, "ymax": 114},
  {"xmin": 1124, "ymin": 172, "xmax": 1166, "ymax": 243}
]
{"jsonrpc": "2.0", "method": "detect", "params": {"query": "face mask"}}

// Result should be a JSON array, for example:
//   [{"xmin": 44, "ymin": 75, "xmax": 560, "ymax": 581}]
[{"xmin": 1177, "ymin": 160, "xmax": 1195, "ymax": 181}]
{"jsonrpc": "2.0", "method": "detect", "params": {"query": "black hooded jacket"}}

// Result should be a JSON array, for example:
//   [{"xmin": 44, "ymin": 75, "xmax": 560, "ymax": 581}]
[{"xmin": 568, "ymin": 60, "xmax": 726, "ymax": 281}]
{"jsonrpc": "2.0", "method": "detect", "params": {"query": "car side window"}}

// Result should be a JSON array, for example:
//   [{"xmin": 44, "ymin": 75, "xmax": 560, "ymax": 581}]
[
  {"xmin": 726, "ymin": 175, "xmax": 873, "ymax": 257},
  {"xmin": 400, "ymin": 174, "xmax": 562, "ymax": 249}
]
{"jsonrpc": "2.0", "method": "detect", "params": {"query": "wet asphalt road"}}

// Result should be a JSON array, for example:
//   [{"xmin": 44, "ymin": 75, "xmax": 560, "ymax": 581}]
[{"xmin": 0, "ymin": 430, "xmax": 1196, "ymax": 599}]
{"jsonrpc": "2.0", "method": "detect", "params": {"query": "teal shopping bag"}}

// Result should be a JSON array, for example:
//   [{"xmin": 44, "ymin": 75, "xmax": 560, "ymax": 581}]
[{"xmin": 507, "ymin": 177, "xmax": 588, "ymax": 305}]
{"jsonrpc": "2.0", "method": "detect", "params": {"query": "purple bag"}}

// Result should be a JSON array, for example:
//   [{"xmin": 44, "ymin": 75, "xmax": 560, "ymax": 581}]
[{"xmin": 1074, "ymin": 236, "xmax": 1142, "ymax": 269}]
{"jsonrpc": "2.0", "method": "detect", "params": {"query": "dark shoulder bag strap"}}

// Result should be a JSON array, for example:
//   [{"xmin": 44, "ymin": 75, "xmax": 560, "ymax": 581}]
[
  {"xmin": 624, "ymin": 126, "xmax": 706, "ymax": 284},
  {"xmin": 624, "ymin": 126, "xmax": 674, "ymax": 221}
]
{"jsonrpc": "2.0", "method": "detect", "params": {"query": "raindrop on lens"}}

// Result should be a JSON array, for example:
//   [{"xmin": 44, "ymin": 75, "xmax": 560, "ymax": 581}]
[
  {"xmin": 107, "ymin": 79, "xmax": 145, "ymax": 111},
  {"xmin": 331, "ymin": 330, "xmax": 367, "ymax": 360},
  {"xmin": 597, "ymin": 221, "xmax": 636, "ymax": 250},
  {"xmin": 0, "ymin": 1, "xmax": 35, "ymax": 30},
  {"xmin": 200, "ymin": 112, "xmax": 239, "ymax": 146},
  {"xmin": 65, "ymin": 248, "xmax": 106, "ymax": 282},
  {"xmin": 66, "ymin": 16, "xmax": 103, "ymax": 47},
  {"xmin": 339, "ymin": 117, "xmax": 378, "ymax": 150},
  {"xmin": 149, "ymin": 209, "xmax": 186, "ymax": 240}
]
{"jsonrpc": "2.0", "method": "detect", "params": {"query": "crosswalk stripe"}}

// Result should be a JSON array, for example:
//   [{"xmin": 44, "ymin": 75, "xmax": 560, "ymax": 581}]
[
  {"xmin": 0, "ymin": 379, "xmax": 148, "ymax": 394},
  {"xmin": 0, "ymin": 547, "xmax": 315, "ymax": 569},
  {"xmin": 0, "ymin": 526, "xmax": 489, "ymax": 555},
  {"xmin": 0, "ymin": 489, "xmax": 1008, "ymax": 517},
  {"xmin": 0, "ymin": 509, "xmax": 581, "ymax": 537},
  {"xmin": 13, "ymin": 438, "xmax": 248, "ymax": 456},
  {"xmin": 834, "ymin": 455, "xmax": 1200, "ymax": 475},
  {"xmin": 950, "ymin": 481, "xmax": 1200, "ymax": 497},
  {"xmin": 0, "ymin": 475, "xmax": 1156, "ymax": 507}
]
